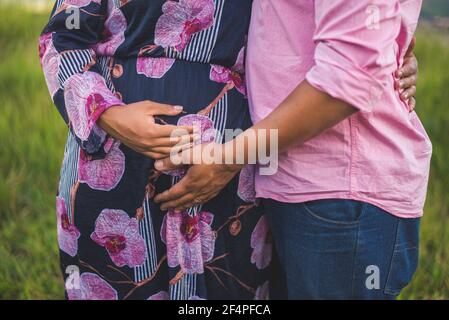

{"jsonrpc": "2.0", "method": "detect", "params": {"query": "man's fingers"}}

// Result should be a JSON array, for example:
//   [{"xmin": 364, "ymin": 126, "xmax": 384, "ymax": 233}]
[
  {"xmin": 401, "ymin": 86, "xmax": 416, "ymax": 101},
  {"xmin": 160, "ymin": 194, "xmax": 197, "ymax": 211},
  {"xmin": 154, "ymin": 179, "xmax": 191, "ymax": 204},
  {"xmin": 397, "ymin": 56, "xmax": 418, "ymax": 79},
  {"xmin": 397, "ymin": 74, "xmax": 417, "ymax": 90}
]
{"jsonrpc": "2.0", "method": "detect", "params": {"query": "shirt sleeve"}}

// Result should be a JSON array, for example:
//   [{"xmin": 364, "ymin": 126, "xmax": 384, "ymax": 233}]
[
  {"xmin": 39, "ymin": 0, "xmax": 124, "ymax": 155},
  {"xmin": 306, "ymin": 0, "xmax": 401, "ymax": 113}
]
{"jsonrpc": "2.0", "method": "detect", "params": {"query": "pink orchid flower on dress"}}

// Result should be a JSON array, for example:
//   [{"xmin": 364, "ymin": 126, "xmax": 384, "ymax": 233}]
[
  {"xmin": 137, "ymin": 45, "xmax": 176, "ymax": 78},
  {"xmin": 163, "ymin": 114, "xmax": 216, "ymax": 178},
  {"xmin": 67, "ymin": 272, "xmax": 118, "ymax": 300},
  {"xmin": 64, "ymin": 71, "xmax": 123, "ymax": 142},
  {"xmin": 250, "ymin": 215, "xmax": 272, "ymax": 270},
  {"xmin": 237, "ymin": 165, "xmax": 257, "ymax": 203},
  {"xmin": 39, "ymin": 33, "xmax": 60, "ymax": 97},
  {"xmin": 155, "ymin": 0, "xmax": 215, "ymax": 52},
  {"xmin": 160, "ymin": 210, "xmax": 216, "ymax": 274},
  {"xmin": 210, "ymin": 47, "xmax": 246, "ymax": 95},
  {"xmin": 91, "ymin": 209, "xmax": 147, "ymax": 268},
  {"xmin": 56, "ymin": 196, "xmax": 80, "ymax": 257},
  {"xmin": 95, "ymin": 0, "xmax": 127, "ymax": 56},
  {"xmin": 147, "ymin": 291, "xmax": 170, "ymax": 300},
  {"xmin": 64, "ymin": 0, "xmax": 101, "ymax": 7},
  {"xmin": 78, "ymin": 141, "xmax": 125, "ymax": 191},
  {"xmin": 254, "ymin": 281, "xmax": 269, "ymax": 300}
]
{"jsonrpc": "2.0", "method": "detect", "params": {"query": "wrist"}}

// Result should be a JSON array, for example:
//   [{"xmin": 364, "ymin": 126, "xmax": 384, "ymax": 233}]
[{"xmin": 220, "ymin": 141, "xmax": 245, "ymax": 173}]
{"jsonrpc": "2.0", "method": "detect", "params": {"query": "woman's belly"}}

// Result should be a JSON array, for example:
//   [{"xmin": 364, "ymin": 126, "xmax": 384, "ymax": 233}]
[{"xmin": 110, "ymin": 57, "xmax": 252, "ymax": 133}]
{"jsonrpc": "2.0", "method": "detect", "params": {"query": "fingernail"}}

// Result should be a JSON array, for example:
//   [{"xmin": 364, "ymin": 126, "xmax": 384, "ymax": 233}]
[
  {"xmin": 397, "ymin": 71, "xmax": 403, "ymax": 78},
  {"xmin": 399, "ymin": 81, "xmax": 404, "ymax": 88},
  {"xmin": 174, "ymin": 105, "xmax": 184, "ymax": 111},
  {"xmin": 155, "ymin": 160, "xmax": 162, "ymax": 169},
  {"xmin": 402, "ymin": 93, "xmax": 409, "ymax": 99}
]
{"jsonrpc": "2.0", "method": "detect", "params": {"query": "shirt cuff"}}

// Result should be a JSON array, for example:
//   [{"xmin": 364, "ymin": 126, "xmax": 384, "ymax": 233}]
[{"xmin": 306, "ymin": 43, "xmax": 388, "ymax": 113}]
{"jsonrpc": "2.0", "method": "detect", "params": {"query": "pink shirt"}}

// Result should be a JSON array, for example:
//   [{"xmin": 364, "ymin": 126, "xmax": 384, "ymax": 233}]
[{"xmin": 246, "ymin": 0, "xmax": 432, "ymax": 218}]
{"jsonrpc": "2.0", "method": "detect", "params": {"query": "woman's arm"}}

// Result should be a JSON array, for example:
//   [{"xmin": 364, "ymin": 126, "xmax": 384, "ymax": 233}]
[{"xmin": 40, "ymin": 1, "xmax": 193, "ymax": 159}]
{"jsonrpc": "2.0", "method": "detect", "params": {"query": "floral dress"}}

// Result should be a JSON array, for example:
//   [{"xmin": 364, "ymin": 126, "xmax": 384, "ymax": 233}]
[{"xmin": 39, "ymin": 0, "xmax": 271, "ymax": 300}]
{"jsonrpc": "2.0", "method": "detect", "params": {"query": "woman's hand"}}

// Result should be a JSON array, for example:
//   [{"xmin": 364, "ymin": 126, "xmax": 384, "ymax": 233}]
[
  {"xmin": 98, "ymin": 100, "xmax": 194, "ymax": 159},
  {"xmin": 395, "ymin": 37, "xmax": 418, "ymax": 111}
]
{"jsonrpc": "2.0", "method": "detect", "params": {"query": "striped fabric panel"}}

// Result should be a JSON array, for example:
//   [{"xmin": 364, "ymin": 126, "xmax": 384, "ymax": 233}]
[
  {"xmin": 55, "ymin": 0, "xmax": 65, "ymax": 9},
  {"xmin": 167, "ymin": 0, "xmax": 225, "ymax": 64},
  {"xmin": 58, "ymin": 132, "xmax": 80, "ymax": 222},
  {"xmin": 209, "ymin": 91, "xmax": 228, "ymax": 144},
  {"xmin": 170, "ymin": 274, "xmax": 198, "ymax": 300},
  {"xmin": 134, "ymin": 198, "xmax": 159, "ymax": 282},
  {"xmin": 58, "ymin": 49, "xmax": 94, "ymax": 89},
  {"xmin": 97, "ymin": 56, "xmax": 116, "ymax": 92}
]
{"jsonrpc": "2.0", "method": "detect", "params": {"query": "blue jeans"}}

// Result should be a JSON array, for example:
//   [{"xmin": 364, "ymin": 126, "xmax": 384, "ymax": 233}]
[{"xmin": 263, "ymin": 199, "xmax": 420, "ymax": 300}]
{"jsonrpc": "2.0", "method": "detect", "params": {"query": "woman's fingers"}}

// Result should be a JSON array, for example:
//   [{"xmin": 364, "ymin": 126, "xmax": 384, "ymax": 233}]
[
  {"xmin": 145, "ymin": 102, "xmax": 185, "ymax": 116},
  {"xmin": 153, "ymin": 124, "xmax": 194, "ymax": 137},
  {"xmin": 150, "ymin": 134, "xmax": 195, "ymax": 148}
]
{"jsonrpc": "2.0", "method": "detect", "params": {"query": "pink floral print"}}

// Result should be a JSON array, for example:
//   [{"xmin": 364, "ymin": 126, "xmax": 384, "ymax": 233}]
[
  {"xmin": 254, "ymin": 281, "xmax": 269, "ymax": 300},
  {"xmin": 161, "ymin": 210, "xmax": 216, "ymax": 274},
  {"xmin": 64, "ymin": 0, "xmax": 101, "ymax": 7},
  {"xmin": 155, "ymin": 0, "xmax": 215, "ymax": 52},
  {"xmin": 137, "ymin": 57, "xmax": 176, "ymax": 78},
  {"xmin": 147, "ymin": 291, "xmax": 170, "ymax": 300},
  {"xmin": 39, "ymin": 33, "xmax": 60, "ymax": 97},
  {"xmin": 67, "ymin": 272, "xmax": 118, "ymax": 300},
  {"xmin": 78, "ymin": 141, "xmax": 125, "ymax": 191},
  {"xmin": 250, "ymin": 215, "xmax": 272, "ymax": 270},
  {"xmin": 91, "ymin": 209, "xmax": 147, "ymax": 268},
  {"xmin": 64, "ymin": 71, "xmax": 124, "ymax": 142},
  {"xmin": 56, "ymin": 197, "xmax": 80, "ymax": 257},
  {"xmin": 210, "ymin": 47, "xmax": 246, "ymax": 95},
  {"xmin": 238, "ymin": 165, "xmax": 257, "ymax": 203},
  {"xmin": 95, "ymin": 0, "xmax": 127, "ymax": 56},
  {"xmin": 163, "ymin": 114, "xmax": 217, "ymax": 177},
  {"xmin": 178, "ymin": 114, "xmax": 216, "ymax": 145}
]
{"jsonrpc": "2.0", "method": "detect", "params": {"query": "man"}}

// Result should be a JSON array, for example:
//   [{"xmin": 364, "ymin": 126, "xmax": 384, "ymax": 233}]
[{"xmin": 155, "ymin": 0, "xmax": 431, "ymax": 299}]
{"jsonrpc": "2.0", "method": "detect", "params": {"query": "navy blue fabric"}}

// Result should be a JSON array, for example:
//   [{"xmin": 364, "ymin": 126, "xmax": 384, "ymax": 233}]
[
  {"xmin": 42, "ymin": 0, "xmax": 272, "ymax": 300},
  {"xmin": 263, "ymin": 199, "xmax": 420, "ymax": 300}
]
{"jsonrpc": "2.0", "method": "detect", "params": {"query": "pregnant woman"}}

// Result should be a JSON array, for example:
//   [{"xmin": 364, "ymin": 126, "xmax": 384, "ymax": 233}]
[{"xmin": 39, "ymin": 0, "xmax": 270, "ymax": 300}]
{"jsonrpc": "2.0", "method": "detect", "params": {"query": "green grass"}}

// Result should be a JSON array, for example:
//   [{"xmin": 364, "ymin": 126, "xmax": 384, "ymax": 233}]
[{"xmin": 0, "ymin": 4, "xmax": 448, "ymax": 300}]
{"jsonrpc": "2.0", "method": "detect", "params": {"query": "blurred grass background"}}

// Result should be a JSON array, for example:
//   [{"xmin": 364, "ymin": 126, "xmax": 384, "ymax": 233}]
[{"xmin": 0, "ymin": 1, "xmax": 448, "ymax": 299}]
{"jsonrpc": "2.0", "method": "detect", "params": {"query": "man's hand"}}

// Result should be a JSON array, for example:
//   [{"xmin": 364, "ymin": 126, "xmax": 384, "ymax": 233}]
[
  {"xmin": 395, "ymin": 37, "xmax": 418, "ymax": 111},
  {"xmin": 154, "ymin": 163, "xmax": 241, "ymax": 211},
  {"xmin": 154, "ymin": 143, "xmax": 243, "ymax": 211}
]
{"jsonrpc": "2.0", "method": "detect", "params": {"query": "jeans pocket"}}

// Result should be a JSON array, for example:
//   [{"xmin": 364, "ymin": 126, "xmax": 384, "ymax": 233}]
[
  {"xmin": 384, "ymin": 218, "xmax": 420, "ymax": 296},
  {"xmin": 302, "ymin": 199, "xmax": 366, "ymax": 226}
]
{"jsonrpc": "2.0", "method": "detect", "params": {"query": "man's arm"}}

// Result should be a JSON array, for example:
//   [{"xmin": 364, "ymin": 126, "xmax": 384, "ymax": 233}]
[{"xmin": 155, "ymin": 0, "xmax": 404, "ymax": 210}]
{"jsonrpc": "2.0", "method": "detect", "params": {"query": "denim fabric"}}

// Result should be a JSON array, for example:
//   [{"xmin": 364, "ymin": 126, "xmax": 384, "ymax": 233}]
[{"xmin": 263, "ymin": 199, "xmax": 420, "ymax": 300}]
